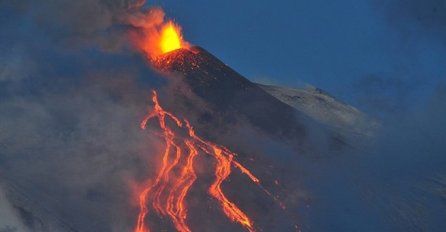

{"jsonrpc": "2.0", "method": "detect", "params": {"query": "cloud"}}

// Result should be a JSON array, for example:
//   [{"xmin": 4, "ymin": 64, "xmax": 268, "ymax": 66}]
[
  {"xmin": 0, "ymin": 184, "xmax": 29, "ymax": 232},
  {"xmin": 371, "ymin": 0, "xmax": 446, "ymax": 42},
  {"xmin": 352, "ymin": 74, "xmax": 416, "ymax": 117},
  {"xmin": 0, "ymin": 47, "xmax": 33, "ymax": 83},
  {"xmin": 0, "ymin": 3, "xmax": 167, "ymax": 228},
  {"xmin": 0, "ymin": 0, "xmax": 161, "ymax": 52},
  {"xmin": 0, "ymin": 71, "xmax": 165, "ymax": 231}
]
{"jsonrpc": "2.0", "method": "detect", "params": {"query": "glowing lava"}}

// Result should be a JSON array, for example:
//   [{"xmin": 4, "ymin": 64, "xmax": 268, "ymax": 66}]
[
  {"xmin": 134, "ymin": 91, "xmax": 280, "ymax": 232},
  {"xmin": 160, "ymin": 22, "xmax": 183, "ymax": 54}
]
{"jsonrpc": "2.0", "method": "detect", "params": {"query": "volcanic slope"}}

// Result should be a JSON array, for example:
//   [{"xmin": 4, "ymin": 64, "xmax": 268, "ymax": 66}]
[{"xmin": 153, "ymin": 47, "xmax": 312, "ymax": 140}]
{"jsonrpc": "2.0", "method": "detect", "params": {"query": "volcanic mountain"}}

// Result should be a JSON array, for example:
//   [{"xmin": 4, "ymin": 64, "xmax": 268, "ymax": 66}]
[{"xmin": 3, "ymin": 5, "xmax": 443, "ymax": 232}]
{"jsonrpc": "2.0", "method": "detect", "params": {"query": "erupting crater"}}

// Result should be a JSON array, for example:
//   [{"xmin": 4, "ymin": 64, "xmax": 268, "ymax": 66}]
[{"xmin": 133, "ymin": 18, "xmax": 190, "ymax": 61}]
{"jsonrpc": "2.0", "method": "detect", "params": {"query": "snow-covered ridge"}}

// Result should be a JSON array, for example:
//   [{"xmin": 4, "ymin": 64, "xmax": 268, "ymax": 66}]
[{"xmin": 258, "ymin": 83, "xmax": 379, "ymax": 137}]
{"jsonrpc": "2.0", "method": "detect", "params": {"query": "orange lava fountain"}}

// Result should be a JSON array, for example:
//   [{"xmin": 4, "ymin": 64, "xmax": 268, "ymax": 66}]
[
  {"xmin": 134, "ymin": 91, "xmax": 278, "ymax": 232},
  {"xmin": 132, "ymin": 18, "xmax": 189, "ymax": 60},
  {"xmin": 160, "ymin": 22, "xmax": 183, "ymax": 54}
]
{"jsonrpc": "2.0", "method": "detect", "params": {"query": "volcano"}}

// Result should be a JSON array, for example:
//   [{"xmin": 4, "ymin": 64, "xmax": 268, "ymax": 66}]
[
  {"xmin": 0, "ymin": 13, "xmax": 374, "ymax": 232},
  {"xmin": 3, "ymin": 3, "xmax": 444, "ymax": 232}
]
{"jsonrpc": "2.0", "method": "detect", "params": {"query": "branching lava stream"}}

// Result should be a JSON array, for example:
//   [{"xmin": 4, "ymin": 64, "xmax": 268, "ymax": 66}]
[{"xmin": 135, "ymin": 90, "xmax": 280, "ymax": 232}]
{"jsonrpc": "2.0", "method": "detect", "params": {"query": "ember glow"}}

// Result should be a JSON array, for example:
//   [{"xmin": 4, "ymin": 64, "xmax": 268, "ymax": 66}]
[{"xmin": 134, "ymin": 90, "xmax": 278, "ymax": 232}]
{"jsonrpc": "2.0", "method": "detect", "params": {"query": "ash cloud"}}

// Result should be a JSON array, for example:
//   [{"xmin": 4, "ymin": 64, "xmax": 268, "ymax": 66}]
[{"xmin": 0, "ymin": 0, "xmax": 167, "ymax": 53}]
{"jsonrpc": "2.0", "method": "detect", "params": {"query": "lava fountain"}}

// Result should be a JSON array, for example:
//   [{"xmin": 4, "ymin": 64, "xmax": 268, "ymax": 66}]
[
  {"xmin": 130, "ymin": 12, "xmax": 190, "ymax": 60},
  {"xmin": 159, "ymin": 22, "xmax": 183, "ymax": 54}
]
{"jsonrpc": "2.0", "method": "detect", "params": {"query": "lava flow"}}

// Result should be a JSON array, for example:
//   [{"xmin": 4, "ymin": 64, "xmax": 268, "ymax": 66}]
[{"xmin": 135, "ymin": 90, "xmax": 266, "ymax": 232}]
